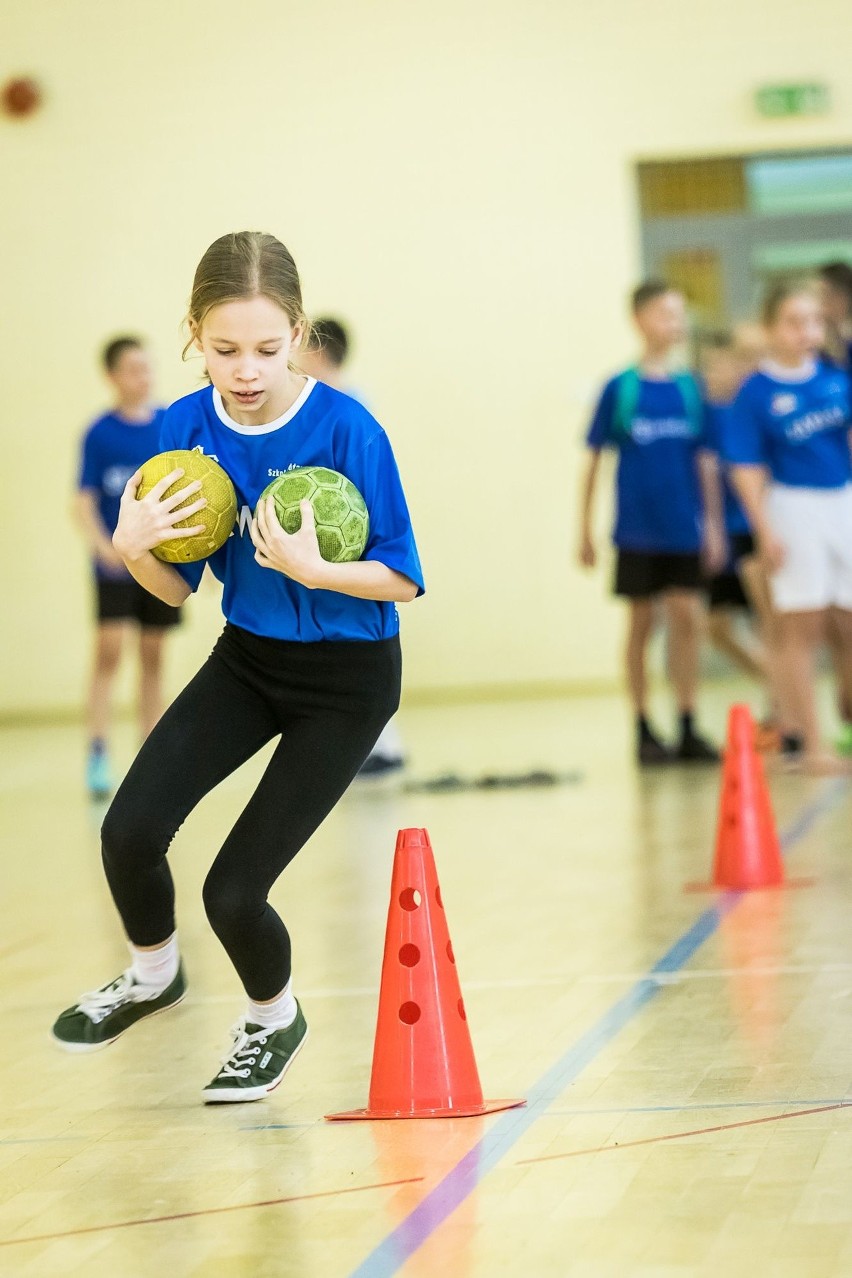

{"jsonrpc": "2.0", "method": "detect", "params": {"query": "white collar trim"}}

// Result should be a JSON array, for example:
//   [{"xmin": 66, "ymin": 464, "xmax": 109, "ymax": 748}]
[
  {"xmin": 760, "ymin": 357, "xmax": 817, "ymax": 384},
  {"xmin": 212, "ymin": 378, "xmax": 316, "ymax": 435}
]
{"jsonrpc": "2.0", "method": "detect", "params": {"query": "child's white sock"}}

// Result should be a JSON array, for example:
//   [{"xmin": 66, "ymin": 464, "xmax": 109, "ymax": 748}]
[
  {"xmin": 129, "ymin": 933, "xmax": 180, "ymax": 991},
  {"xmin": 247, "ymin": 980, "xmax": 297, "ymax": 1030}
]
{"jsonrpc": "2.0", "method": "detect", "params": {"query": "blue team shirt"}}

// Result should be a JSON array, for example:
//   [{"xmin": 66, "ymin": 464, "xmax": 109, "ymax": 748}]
[
  {"xmin": 723, "ymin": 363, "xmax": 852, "ymax": 489},
  {"xmin": 158, "ymin": 379, "xmax": 424, "ymax": 643},
  {"xmin": 705, "ymin": 404, "xmax": 750, "ymax": 537},
  {"xmin": 586, "ymin": 374, "xmax": 709, "ymax": 553},
  {"xmin": 78, "ymin": 409, "xmax": 167, "ymax": 579}
]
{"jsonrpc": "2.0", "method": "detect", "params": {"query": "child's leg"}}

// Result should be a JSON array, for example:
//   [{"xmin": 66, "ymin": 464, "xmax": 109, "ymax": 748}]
[
  {"xmin": 87, "ymin": 621, "xmax": 125, "ymax": 744},
  {"xmin": 828, "ymin": 606, "xmax": 852, "ymax": 728},
  {"xmin": 739, "ymin": 555, "xmax": 797, "ymax": 738},
  {"xmin": 776, "ymin": 610, "xmax": 826, "ymax": 759},
  {"xmin": 101, "ymin": 646, "xmax": 279, "ymax": 950},
  {"xmin": 137, "ymin": 626, "xmax": 168, "ymax": 740},
  {"xmin": 706, "ymin": 608, "xmax": 767, "ymax": 681},
  {"xmin": 826, "ymin": 612, "xmax": 852, "ymax": 736},
  {"xmin": 662, "ymin": 589, "xmax": 701, "ymax": 714},
  {"xmin": 202, "ymin": 701, "xmax": 395, "ymax": 1002},
  {"xmin": 663, "ymin": 589, "xmax": 718, "ymax": 760},
  {"xmin": 625, "ymin": 598, "xmax": 655, "ymax": 716}
]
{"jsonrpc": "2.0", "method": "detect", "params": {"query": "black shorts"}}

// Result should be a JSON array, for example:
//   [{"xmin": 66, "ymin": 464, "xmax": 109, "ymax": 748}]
[
  {"xmin": 96, "ymin": 578, "xmax": 183, "ymax": 629},
  {"xmin": 707, "ymin": 572, "xmax": 750, "ymax": 611},
  {"xmin": 614, "ymin": 550, "xmax": 703, "ymax": 599},
  {"xmin": 729, "ymin": 532, "xmax": 756, "ymax": 562},
  {"xmin": 706, "ymin": 532, "xmax": 756, "ymax": 611}
]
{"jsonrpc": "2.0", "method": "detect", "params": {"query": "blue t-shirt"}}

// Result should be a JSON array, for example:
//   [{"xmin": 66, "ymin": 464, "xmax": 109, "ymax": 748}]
[
  {"xmin": 78, "ymin": 409, "xmax": 167, "ymax": 579},
  {"xmin": 705, "ymin": 404, "xmax": 750, "ymax": 537},
  {"xmin": 723, "ymin": 363, "xmax": 852, "ymax": 489},
  {"xmin": 158, "ymin": 379, "xmax": 424, "ymax": 643},
  {"xmin": 586, "ymin": 374, "xmax": 708, "ymax": 553}
]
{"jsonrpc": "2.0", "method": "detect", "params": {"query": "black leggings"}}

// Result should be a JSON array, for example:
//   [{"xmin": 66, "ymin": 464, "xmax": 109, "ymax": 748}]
[{"xmin": 101, "ymin": 624, "xmax": 401, "ymax": 1000}]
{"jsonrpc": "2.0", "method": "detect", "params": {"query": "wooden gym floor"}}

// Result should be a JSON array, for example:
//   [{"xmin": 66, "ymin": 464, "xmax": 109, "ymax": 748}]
[{"xmin": 1, "ymin": 683, "xmax": 851, "ymax": 1277}]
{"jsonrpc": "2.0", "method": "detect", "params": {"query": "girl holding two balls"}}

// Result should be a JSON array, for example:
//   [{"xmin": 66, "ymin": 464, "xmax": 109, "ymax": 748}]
[{"xmin": 52, "ymin": 232, "xmax": 424, "ymax": 1102}]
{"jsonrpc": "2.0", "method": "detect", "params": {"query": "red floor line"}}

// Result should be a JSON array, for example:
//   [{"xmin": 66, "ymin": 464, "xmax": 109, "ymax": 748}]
[
  {"xmin": 516, "ymin": 1101, "xmax": 852, "ymax": 1165},
  {"xmin": 0, "ymin": 1176, "xmax": 425, "ymax": 1248}
]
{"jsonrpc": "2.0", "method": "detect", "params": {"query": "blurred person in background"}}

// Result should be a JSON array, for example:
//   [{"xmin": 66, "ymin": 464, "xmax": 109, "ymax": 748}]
[
  {"xmin": 74, "ymin": 337, "xmax": 180, "ymax": 800},
  {"xmin": 578, "ymin": 281, "xmax": 725, "ymax": 767},
  {"xmin": 301, "ymin": 317, "xmax": 406, "ymax": 777},
  {"xmin": 724, "ymin": 281, "xmax": 852, "ymax": 773},
  {"xmin": 698, "ymin": 328, "xmax": 788, "ymax": 751},
  {"xmin": 818, "ymin": 260, "xmax": 852, "ymax": 369}
]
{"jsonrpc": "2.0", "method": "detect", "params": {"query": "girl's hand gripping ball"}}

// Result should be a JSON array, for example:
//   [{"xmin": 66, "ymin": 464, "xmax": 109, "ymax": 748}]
[{"xmin": 114, "ymin": 449, "xmax": 237, "ymax": 564}]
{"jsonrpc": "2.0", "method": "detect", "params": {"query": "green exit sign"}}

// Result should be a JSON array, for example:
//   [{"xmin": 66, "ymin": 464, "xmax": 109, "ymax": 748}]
[{"xmin": 755, "ymin": 83, "xmax": 831, "ymax": 117}]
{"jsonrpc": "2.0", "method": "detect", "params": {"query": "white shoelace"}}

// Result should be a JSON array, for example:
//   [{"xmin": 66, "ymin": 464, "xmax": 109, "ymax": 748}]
[
  {"xmin": 76, "ymin": 971, "xmax": 139, "ymax": 1024},
  {"xmin": 76, "ymin": 969, "xmax": 160, "ymax": 1024},
  {"xmin": 216, "ymin": 1019, "xmax": 269, "ymax": 1080}
]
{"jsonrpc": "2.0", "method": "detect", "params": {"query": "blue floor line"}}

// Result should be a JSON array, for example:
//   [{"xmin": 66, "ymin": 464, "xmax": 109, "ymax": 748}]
[{"xmin": 349, "ymin": 778, "xmax": 847, "ymax": 1278}]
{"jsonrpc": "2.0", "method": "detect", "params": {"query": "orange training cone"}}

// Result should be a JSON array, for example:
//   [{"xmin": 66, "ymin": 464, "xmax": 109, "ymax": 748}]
[
  {"xmin": 327, "ymin": 828, "xmax": 525, "ymax": 1120},
  {"xmin": 712, "ymin": 704, "xmax": 784, "ymax": 890}
]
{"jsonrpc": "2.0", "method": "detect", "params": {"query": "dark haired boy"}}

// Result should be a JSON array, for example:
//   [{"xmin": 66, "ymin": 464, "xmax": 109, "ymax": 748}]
[
  {"xmin": 74, "ymin": 337, "xmax": 181, "ymax": 799},
  {"xmin": 578, "ymin": 282, "xmax": 724, "ymax": 766}
]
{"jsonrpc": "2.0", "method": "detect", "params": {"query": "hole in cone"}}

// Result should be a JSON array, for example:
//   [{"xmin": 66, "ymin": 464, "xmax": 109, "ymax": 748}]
[
  {"xmin": 458, "ymin": 999, "xmax": 466, "ymax": 1020},
  {"xmin": 446, "ymin": 940, "xmax": 455, "ymax": 963},
  {"xmin": 399, "ymin": 888, "xmax": 421, "ymax": 911},
  {"xmin": 435, "ymin": 885, "xmax": 444, "ymax": 908},
  {"xmin": 399, "ymin": 943, "xmax": 420, "ymax": 967},
  {"xmin": 399, "ymin": 1001, "xmax": 421, "ymax": 1024}
]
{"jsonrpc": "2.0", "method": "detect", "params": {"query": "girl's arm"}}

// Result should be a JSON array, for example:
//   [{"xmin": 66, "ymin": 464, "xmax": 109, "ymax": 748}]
[
  {"xmin": 578, "ymin": 449, "xmax": 603, "ymax": 568},
  {"xmin": 251, "ymin": 498, "xmax": 419, "ymax": 602},
  {"xmin": 729, "ymin": 464, "xmax": 785, "ymax": 571},
  {"xmin": 696, "ymin": 450, "xmax": 727, "ymax": 574},
  {"xmin": 73, "ymin": 490, "xmax": 126, "ymax": 572},
  {"xmin": 111, "ymin": 468, "xmax": 207, "ymax": 607}
]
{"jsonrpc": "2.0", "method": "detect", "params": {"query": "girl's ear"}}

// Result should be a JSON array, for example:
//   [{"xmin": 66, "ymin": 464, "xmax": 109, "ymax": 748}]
[
  {"xmin": 290, "ymin": 322, "xmax": 304, "ymax": 352},
  {"xmin": 190, "ymin": 319, "xmax": 203, "ymax": 353}
]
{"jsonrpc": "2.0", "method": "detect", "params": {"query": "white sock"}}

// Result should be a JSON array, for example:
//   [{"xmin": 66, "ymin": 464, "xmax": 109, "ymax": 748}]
[
  {"xmin": 129, "ymin": 934, "xmax": 180, "ymax": 991},
  {"xmin": 247, "ymin": 980, "xmax": 297, "ymax": 1030}
]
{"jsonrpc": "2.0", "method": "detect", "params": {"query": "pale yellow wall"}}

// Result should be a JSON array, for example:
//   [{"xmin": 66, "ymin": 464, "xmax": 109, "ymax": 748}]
[{"xmin": 2, "ymin": 0, "xmax": 851, "ymax": 716}]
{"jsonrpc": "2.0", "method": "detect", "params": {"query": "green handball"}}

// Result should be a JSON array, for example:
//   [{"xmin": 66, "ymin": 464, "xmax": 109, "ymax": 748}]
[{"xmin": 258, "ymin": 466, "xmax": 370, "ymax": 563}]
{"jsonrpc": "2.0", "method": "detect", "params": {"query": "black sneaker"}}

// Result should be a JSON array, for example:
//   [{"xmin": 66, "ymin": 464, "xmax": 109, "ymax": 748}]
[
  {"xmin": 638, "ymin": 735, "xmax": 674, "ymax": 766},
  {"xmin": 676, "ymin": 731, "xmax": 720, "ymax": 763},
  {"xmin": 51, "ymin": 965, "xmax": 187, "ymax": 1053},
  {"xmin": 202, "ymin": 1003, "xmax": 309, "ymax": 1104},
  {"xmin": 357, "ymin": 753, "xmax": 405, "ymax": 778}
]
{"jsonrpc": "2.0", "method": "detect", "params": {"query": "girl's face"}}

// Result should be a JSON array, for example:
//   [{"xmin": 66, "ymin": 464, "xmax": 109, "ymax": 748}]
[
  {"xmin": 769, "ymin": 293, "xmax": 825, "ymax": 363},
  {"xmin": 195, "ymin": 296, "xmax": 303, "ymax": 421}
]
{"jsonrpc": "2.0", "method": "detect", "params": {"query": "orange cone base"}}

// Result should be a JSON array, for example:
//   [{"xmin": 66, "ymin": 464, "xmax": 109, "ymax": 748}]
[
  {"xmin": 326, "ymin": 1097, "xmax": 525, "ymax": 1122},
  {"xmin": 684, "ymin": 877, "xmax": 815, "ymax": 894}
]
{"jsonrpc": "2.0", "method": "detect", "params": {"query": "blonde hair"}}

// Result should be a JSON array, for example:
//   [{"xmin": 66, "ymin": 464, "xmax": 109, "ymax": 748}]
[
  {"xmin": 761, "ymin": 278, "xmax": 821, "ymax": 328},
  {"xmin": 182, "ymin": 231, "xmax": 312, "ymax": 363}
]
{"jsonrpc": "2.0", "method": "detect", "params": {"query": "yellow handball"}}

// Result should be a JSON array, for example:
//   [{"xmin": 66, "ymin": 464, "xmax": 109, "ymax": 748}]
[{"xmin": 137, "ymin": 449, "xmax": 238, "ymax": 563}]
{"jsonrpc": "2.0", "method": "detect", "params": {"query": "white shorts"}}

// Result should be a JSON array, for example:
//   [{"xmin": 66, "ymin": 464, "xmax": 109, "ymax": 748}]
[{"xmin": 768, "ymin": 483, "xmax": 852, "ymax": 612}]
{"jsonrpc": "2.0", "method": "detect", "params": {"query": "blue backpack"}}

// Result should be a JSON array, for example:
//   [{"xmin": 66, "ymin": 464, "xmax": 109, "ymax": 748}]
[{"xmin": 612, "ymin": 367, "xmax": 704, "ymax": 441}]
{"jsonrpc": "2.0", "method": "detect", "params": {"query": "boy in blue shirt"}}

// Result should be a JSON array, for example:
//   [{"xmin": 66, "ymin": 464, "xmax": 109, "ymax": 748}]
[
  {"xmin": 578, "ymin": 281, "xmax": 724, "ymax": 766},
  {"xmin": 75, "ymin": 337, "xmax": 181, "ymax": 800}
]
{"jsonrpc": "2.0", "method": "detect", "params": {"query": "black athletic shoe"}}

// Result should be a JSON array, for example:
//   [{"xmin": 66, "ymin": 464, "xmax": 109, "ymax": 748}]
[
  {"xmin": 638, "ymin": 736, "xmax": 675, "ymax": 766},
  {"xmin": 52, "ymin": 965, "xmax": 187, "ymax": 1052},
  {"xmin": 676, "ymin": 732, "xmax": 720, "ymax": 764},
  {"xmin": 202, "ymin": 1005, "xmax": 309, "ymax": 1103},
  {"xmin": 357, "ymin": 753, "xmax": 405, "ymax": 778}
]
